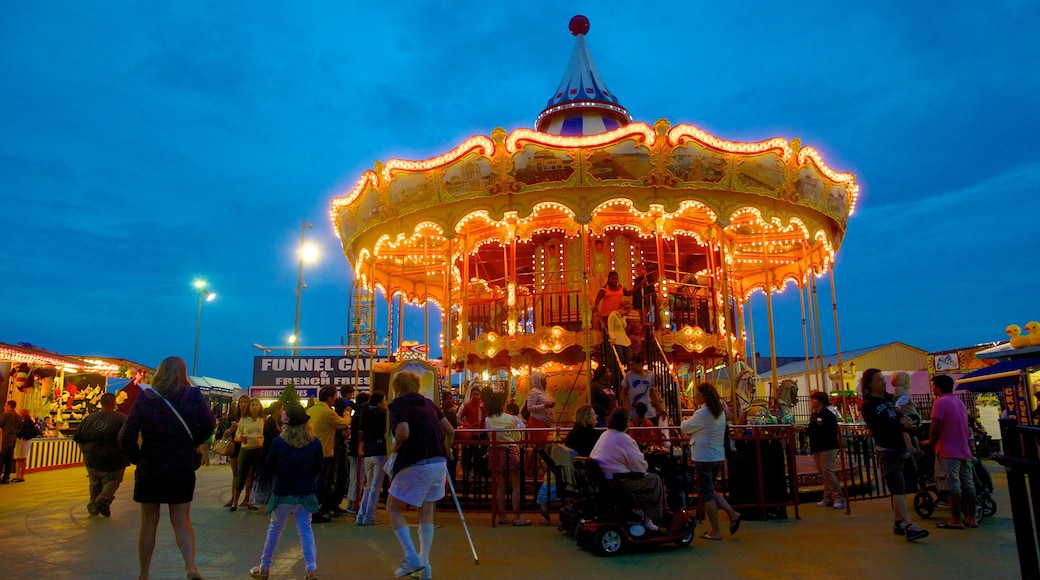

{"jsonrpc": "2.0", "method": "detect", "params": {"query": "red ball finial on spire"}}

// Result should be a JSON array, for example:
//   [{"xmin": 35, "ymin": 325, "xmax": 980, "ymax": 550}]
[{"xmin": 569, "ymin": 15, "xmax": 590, "ymax": 36}]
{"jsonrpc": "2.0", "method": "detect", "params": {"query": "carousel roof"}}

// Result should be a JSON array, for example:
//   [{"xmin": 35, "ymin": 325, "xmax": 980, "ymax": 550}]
[{"xmin": 535, "ymin": 15, "xmax": 632, "ymax": 135}]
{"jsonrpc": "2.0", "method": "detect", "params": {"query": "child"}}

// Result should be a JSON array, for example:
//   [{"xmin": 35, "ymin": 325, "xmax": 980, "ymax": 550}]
[
  {"xmin": 891, "ymin": 372, "xmax": 922, "ymax": 459},
  {"xmin": 631, "ymin": 402, "xmax": 663, "ymax": 449},
  {"xmin": 506, "ymin": 402, "xmax": 527, "ymax": 428},
  {"xmin": 249, "ymin": 404, "xmax": 324, "ymax": 580}
]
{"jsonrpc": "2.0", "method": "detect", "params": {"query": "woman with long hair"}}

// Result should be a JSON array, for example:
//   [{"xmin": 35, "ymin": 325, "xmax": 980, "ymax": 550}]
[
  {"xmin": 231, "ymin": 398, "xmax": 265, "ymax": 511},
  {"xmin": 248, "ymin": 404, "xmax": 323, "ymax": 580},
  {"xmin": 680, "ymin": 383, "xmax": 741, "ymax": 540},
  {"xmin": 120, "ymin": 356, "xmax": 216, "ymax": 580},
  {"xmin": 224, "ymin": 394, "xmax": 251, "ymax": 508}
]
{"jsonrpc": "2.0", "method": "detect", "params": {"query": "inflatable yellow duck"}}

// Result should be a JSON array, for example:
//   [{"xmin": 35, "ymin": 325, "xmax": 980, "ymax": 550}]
[
  {"xmin": 1007, "ymin": 324, "xmax": 1031, "ymax": 348},
  {"xmin": 1026, "ymin": 321, "xmax": 1040, "ymax": 347}
]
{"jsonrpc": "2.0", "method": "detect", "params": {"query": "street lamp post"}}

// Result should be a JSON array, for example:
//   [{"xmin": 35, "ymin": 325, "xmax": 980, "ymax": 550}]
[
  {"xmin": 193, "ymin": 279, "xmax": 217, "ymax": 376},
  {"xmin": 293, "ymin": 221, "xmax": 318, "ymax": 356}
]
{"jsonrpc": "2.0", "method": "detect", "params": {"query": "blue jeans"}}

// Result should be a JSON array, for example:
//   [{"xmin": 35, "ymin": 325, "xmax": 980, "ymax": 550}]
[
  {"xmin": 260, "ymin": 503, "xmax": 317, "ymax": 572},
  {"xmin": 358, "ymin": 455, "xmax": 387, "ymax": 523}
]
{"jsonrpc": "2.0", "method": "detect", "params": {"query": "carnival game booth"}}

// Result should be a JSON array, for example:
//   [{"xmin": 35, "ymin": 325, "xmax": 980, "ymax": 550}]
[
  {"xmin": 330, "ymin": 16, "xmax": 861, "ymax": 426},
  {"xmin": 1, "ymin": 343, "xmax": 152, "ymax": 472},
  {"xmin": 958, "ymin": 347, "xmax": 1040, "ymax": 426}
]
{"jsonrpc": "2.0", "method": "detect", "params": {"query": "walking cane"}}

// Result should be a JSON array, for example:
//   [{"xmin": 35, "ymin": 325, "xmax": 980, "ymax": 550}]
[{"xmin": 446, "ymin": 472, "xmax": 479, "ymax": 565}]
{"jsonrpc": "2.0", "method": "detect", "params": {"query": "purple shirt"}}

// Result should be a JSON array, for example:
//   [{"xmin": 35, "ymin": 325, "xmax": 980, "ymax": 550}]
[
  {"xmin": 932, "ymin": 394, "xmax": 972, "ymax": 459},
  {"xmin": 389, "ymin": 392, "xmax": 446, "ymax": 474}
]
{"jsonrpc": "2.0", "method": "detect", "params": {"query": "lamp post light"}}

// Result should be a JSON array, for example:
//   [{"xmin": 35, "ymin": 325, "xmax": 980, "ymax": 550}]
[
  {"xmin": 293, "ymin": 221, "xmax": 319, "ymax": 356},
  {"xmin": 193, "ymin": 279, "xmax": 217, "ymax": 376}
]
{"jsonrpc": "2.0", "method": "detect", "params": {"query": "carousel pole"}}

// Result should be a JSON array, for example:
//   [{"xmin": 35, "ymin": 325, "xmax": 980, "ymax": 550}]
[
  {"xmin": 810, "ymin": 270, "xmax": 827, "ymax": 396},
  {"xmin": 798, "ymin": 277, "xmax": 814, "ymax": 393},
  {"xmin": 444, "ymin": 237, "xmax": 454, "ymax": 386},
  {"xmin": 715, "ymin": 226, "xmax": 738, "ymax": 412},
  {"xmin": 747, "ymin": 297, "xmax": 758, "ymax": 375},
  {"xmin": 581, "ymin": 224, "xmax": 592, "ymax": 396},
  {"xmin": 424, "ymin": 236, "xmax": 430, "ymax": 353},
  {"xmin": 828, "ymin": 262, "xmax": 847, "ymax": 413},
  {"xmin": 762, "ymin": 250, "xmax": 780, "ymax": 403},
  {"xmin": 387, "ymin": 272, "xmax": 394, "ymax": 357},
  {"xmin": 462, "ymin": 235, "xmax": 471, "ymax": 371},
  {"xmin": 801, "ymin": 261, "xmax": 822, "ymax": 393}
]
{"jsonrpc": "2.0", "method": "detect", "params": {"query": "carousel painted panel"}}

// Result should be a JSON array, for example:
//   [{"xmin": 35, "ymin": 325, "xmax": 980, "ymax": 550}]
[
  {"xmin": 337, "ymin": 186, "xmax": 386, "ymax": 248},
  {"xmin": 734, "ymin": 151, "xmax": 787, "ymax": 193},
  {"xmin": 584, "ymin": 139, "xmax": 653, "ymax": 183},
  {"xmin": 440, "ymin": 153, "xmax": 493, "ymax": 198},
  {"xmin": 668, "ymin": 141, "xmax": 730, "ymax": 185},
  {"xmin": 388, "ymin": 172, "xmax": 440, "ymax": 217},
  {"xmin": 512, "ymin": 145, "xmax": 577, "ymax": 188}
]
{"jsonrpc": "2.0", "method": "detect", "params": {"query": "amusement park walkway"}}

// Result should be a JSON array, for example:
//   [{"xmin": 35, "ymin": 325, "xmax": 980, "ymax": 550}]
[{"xmin": 0, "ymin": 461, "xmax": 1020, "ymax": 579}]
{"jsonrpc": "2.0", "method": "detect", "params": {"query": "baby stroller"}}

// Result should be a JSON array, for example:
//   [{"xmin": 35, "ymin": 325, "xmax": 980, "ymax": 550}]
[{"xmin": 913, "ymin": 443, "xmax": 997, "ymax": 521}]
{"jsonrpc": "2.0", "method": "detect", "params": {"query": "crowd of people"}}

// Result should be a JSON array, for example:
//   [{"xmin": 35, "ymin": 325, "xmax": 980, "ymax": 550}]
[{"xmin": 0, "ymin": 347, "xmax": 986, "ymax": 577}]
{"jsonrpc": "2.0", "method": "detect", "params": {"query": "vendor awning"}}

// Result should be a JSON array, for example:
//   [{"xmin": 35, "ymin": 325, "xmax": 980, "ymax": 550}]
[{"xmin": 956, "ymin": 356, "xmax": 1040, "ymax": 392}]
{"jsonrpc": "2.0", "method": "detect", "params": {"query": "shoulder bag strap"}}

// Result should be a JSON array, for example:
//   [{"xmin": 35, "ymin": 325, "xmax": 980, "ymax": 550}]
[{"xmin": 141, "ymin": 385, "xmax": 193, "ymax": 439}]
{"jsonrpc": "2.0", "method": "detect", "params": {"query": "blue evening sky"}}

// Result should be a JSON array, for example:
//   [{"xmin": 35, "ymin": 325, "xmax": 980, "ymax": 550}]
[{"xmin": 2, "ymin": 2, "xmax": 1038, "ymax": 387}]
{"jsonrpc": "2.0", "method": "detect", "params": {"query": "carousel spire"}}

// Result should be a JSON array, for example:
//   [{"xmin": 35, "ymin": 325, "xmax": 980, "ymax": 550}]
[{"xmin": 535, "ymin": 15, "xmax": 632, "ymax": 135}]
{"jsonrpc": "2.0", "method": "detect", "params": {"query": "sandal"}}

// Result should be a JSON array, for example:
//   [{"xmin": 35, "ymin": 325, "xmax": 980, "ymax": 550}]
[
  {"xmin": 539, "ymin": 510, "xmax": 551, "ymax": 524},
  {"xmin": 701, "ymin": 532, "xmax": 722, "ymax": 540},
  {"xmin": 497, "ymin": 517, "xmax": 514, "ymax": 525},
  {"xmin": 513, "ymin": 518, "xmax": 532, "ymax": 526},
  {"xmin": 222, "ymin": 501, "xmax": 234, "ymax": 508},
  {"xmin": 936, "ymin": 521, "xmax": 964, "ymax": 529},
  {"xmin": 229, "ymin": 506, "xmax": 238, "ymax": 512}
]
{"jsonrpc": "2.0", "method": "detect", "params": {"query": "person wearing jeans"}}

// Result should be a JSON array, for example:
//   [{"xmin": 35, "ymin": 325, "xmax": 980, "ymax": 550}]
[
  {"xmin": 357, "ymin": 392, "xmax": 388, "ymax": 525},
  {"xmin": 807, "ymin": 391, "xmax": 846, "ymax": 509}
]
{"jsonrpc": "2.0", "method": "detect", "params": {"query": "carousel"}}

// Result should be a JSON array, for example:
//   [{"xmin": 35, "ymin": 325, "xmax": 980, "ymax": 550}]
[{"xmin": 330, "ymin": 16, "xmax": 859, "ymax": 419}]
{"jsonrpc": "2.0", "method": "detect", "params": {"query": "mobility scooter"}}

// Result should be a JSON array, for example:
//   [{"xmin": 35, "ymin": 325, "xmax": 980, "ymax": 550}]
[{"xmin": 569, "ymin": 457, "xmax": 697, "ymax": 556}]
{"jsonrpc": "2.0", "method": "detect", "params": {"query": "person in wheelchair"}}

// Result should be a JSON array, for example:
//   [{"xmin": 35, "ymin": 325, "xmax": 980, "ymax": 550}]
[{"xmin": 590, "ymin": 408, "xmax": 665, "ymax": 531}]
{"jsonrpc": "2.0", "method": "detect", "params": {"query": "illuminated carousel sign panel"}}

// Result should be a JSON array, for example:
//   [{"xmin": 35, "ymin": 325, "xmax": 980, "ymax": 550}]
[{"xmin": 251, "ymin": 356, "xmax": 388, "ymax": 391}]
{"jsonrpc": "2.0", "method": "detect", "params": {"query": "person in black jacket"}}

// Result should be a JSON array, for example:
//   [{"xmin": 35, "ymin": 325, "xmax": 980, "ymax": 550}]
[
  {"xmin": 74, "ymin": 393, "xmax": 128, "ymax": 516},
  {"xmin": 861, "ymin": 368, "xmax": 929, "ymax": 542},
  {"xmin": 356, "ymin": 392, "xmax": 388, "ymax": 525},
  {"xmin": 807, "ymin": 392, "xmax": 845, "ymax": 509}
]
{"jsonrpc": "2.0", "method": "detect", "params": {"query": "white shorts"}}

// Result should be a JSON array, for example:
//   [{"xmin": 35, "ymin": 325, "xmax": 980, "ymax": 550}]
[
  {"xmin": 389, "ymin": 459, "xmax": 447, "ymax": 507},
  {"xmin": 14, "ymin": 439, "xmax": 32, "ymax": 460}
]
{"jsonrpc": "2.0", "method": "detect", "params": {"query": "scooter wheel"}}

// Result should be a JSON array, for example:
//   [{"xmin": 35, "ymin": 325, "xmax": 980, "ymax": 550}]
[
  {"xmin": 982, "ymin": 496, "xmax": 997, "ymax": 517},
  {"xmin": 913, "ymin": 492, "xmax": 935, "ymax": 518},
  {"xmin": 594, "ymin": 527, "xmax": 626, "ymax": 556},
  {"xmin": 677, "ymin": 525, "xmax": 695, "ymax": 546}
]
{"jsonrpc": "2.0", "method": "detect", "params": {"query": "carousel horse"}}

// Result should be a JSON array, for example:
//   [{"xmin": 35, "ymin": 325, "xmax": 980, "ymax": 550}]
[
  {"xmin": 774, "ymin": 378, "xmax": 799, "ymax": 424},
  {"xmin": 735, "ymin": 369, "xmax": 757, "ymax": 406}
]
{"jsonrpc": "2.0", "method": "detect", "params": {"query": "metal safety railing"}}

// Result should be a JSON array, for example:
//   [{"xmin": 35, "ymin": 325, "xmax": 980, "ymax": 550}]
[{"xmin": 444, "ymin": 423, "xmax": 804, "ymax": 525}]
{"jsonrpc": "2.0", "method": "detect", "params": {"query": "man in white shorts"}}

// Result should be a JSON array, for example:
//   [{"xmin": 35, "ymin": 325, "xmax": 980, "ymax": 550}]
[{"xmin": 387, "ymin": 372, "xmax": 455, "ymax": 579}]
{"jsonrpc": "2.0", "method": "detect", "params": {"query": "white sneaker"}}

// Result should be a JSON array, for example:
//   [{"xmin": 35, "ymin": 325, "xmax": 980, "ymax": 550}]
[
  {"xmin": 816, "ymin": 500, "xmax": 833, "ymax": 507},
  {"xmin": 395, "ymin": 557, "xmax": 424, "ymax": 578},
  {"xmin": 833, "ymin": 501, "xmax": 846, "ymax": 509}
]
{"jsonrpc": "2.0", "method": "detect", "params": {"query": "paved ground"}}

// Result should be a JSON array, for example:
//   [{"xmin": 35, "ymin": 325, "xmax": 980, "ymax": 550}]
[{"xmin": 0, "ymin": 460, "xmax": 1021, "ymax": 579}]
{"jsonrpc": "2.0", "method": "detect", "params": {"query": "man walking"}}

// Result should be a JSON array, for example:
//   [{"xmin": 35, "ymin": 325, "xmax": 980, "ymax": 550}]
[
  {"xmin": 307, "ymin": 386, "xmax": 352, "ymax": 523},
  {"xmin": 807, "ymin": 392, "xmax": 846, "ymax": 509},
  {"xmin": 73, "ymin": 393, "xmax": 128, "ymax": 516},
  {"xmin": 0, "ymin": 401, "xmax": 21, "ymax": 484},
  {"xmin": 387, "ymin": 372, "xmax": 454, "ymax": 579},
  {"xmin": 929, "ymin": 374, "xmax": 977, "ymax": 529}
]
